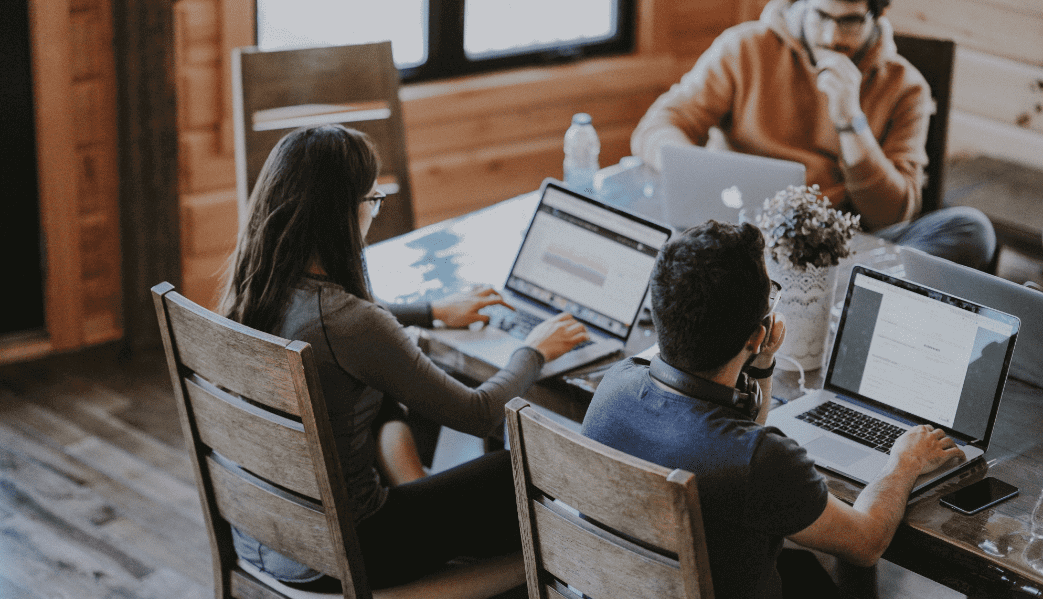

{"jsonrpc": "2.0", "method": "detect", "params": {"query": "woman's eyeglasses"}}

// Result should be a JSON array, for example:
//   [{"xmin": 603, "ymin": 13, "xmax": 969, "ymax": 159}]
[
  {"xmin": 762, "ymin": 280, "xmax": 782, "ymax": 326},
  {"xmin": 364, "ymin": 189, "xmax": 386, "ymax": 217}
]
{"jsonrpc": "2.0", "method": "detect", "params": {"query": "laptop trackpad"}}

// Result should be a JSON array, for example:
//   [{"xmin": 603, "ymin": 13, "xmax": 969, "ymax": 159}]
[{"xmin": 805, "ymin": 436, "xmax": 873, "ymax": 467}]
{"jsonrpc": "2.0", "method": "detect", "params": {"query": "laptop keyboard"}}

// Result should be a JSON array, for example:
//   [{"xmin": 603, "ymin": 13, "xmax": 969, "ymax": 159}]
[
  {"xmin": 485, "ymin": 305, "xmax": 593, "ymax": 351},
  {"xmin": 796, "ymin": 401, "xmax": 906, "ymax": 454}
]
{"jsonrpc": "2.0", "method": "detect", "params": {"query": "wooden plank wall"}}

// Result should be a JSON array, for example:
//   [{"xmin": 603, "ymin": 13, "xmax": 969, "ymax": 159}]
[{"xmin": 887, "ymin": 0, "xmax": 1043, "ymax": 168}]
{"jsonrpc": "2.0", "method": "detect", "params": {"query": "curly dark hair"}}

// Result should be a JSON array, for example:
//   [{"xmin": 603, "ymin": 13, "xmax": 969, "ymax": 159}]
[{"xmin": 650, "ymin": 221, "xmax": 771, "ymax": 374}]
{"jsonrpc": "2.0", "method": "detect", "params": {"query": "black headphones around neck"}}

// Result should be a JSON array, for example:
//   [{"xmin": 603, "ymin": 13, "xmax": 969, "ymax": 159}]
[{"xmin": 649, "ymin": 355, "xmax": 762, "ymax": 419}]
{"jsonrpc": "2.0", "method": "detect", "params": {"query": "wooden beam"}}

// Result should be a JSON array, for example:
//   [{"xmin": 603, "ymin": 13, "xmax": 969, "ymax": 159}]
[
  {"xmin": 113, "ymin": 0, "xmax": 180, "ymax": 351},
  {"xmin": 28, "ymin": 0, "xmax": 81, "ymax": 353}
]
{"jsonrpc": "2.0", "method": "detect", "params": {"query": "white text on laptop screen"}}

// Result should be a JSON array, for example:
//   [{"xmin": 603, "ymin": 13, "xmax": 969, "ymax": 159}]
[
  {"xmin": 508, "ymin": 187, "xmax": 668, "ymax": 335},
  {"xmin": 830, "ymin": 274, "xmax": 1015, "ymax": 439}
]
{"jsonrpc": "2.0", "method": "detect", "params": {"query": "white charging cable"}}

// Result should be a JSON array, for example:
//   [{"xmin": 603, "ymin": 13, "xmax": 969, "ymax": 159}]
[{"xmin": 775, "ymin": 354, "xmax": 807, "ymax": 396}]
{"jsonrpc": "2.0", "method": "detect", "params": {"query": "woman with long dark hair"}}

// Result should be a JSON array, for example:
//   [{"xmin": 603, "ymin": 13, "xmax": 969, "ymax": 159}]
[{"xmin": 219, "ymin": 125, "xmax": 588, "ymax": 591}]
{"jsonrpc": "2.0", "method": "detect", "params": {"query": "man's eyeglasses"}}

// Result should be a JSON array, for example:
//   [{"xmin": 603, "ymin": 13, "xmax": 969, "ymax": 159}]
[
  {"xmin": 762, "ymin": 280, "xmax": 782, "ymax": 326},
  {"xmin": 812, "ymin": 8, "xmax": 871, "ymax": 34},
  {"xmin": 364, "ymin": 189, "xmax": 386, "ymax": 218}
]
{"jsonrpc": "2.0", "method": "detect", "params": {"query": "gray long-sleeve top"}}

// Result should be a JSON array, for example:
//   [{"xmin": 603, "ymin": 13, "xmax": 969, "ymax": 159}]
[{"xmin": 277, "ymin": 276, "xmax": 544, "ymax": 520}]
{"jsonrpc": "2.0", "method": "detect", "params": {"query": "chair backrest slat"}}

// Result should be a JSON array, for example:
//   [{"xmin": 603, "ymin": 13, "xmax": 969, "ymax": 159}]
[
  {"xmin": 531, "ymin": 499, "xmax": 685, "ymax": 598},
  {"xmin": 207, "ymin": 454, "xmax": 339, "ymax": 575},
  {"xmin": 185, "ymin": 375, "xmax": 320, "ymax": 498},
  {"xmin": 164, "ymin": 295, "xmax": 302, "ymax": 416}
]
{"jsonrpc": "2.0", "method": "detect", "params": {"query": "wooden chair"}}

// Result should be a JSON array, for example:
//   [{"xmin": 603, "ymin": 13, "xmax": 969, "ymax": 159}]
[
  {"xmin": 232, "ymin": 41, "xmax": 416, "ymax": 244},
  {"xmin": 152, "ymin": 282, "xmax": 524, "ymax": 599},
  {"xmin": 893, "ymin": 34, "xmax": 956, "ymax": 216},
  {"xmin": 505, "ymin": 398, "xmax": 715, "ymax": 599}
]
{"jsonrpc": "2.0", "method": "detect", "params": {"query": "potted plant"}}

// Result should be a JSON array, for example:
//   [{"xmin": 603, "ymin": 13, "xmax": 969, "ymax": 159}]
[{"xmin": 755, "ymin": 185, "xmax": 861, "ymax": 370}]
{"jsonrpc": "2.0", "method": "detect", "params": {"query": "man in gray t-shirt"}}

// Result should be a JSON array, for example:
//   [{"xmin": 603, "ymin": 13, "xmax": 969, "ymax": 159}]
[{"xmin": 582, "ymin": 221, "xmax": 965, "ymax": 598}]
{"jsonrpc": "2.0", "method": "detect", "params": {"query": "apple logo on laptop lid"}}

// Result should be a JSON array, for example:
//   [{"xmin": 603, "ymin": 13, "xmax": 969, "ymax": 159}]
[{"xmin": 721, "ymin": 185, "xmax": 743, "ymax": 209}]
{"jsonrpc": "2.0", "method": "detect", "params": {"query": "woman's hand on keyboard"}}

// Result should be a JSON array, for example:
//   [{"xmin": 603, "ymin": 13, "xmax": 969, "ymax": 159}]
[
  {"xmin": 524, "ymin": 312, "xmax": 590, "ymax": 362},
  {"xmin": 889, "ymin": 424, "xmax": 966, "ymax": 475},
  {"xmin": 432, "ymin": 286, "xmax": 513, "ymax": 328}
]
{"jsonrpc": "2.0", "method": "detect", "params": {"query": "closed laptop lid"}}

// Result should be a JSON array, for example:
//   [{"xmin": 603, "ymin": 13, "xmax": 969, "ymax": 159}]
[
  {"xmin": 895, "ymin": 245, "xmax": 1043, "ymax": 387},
  {"xmin": 825, "ymin": 266, "xmax": 1020, "ymax": 447},
  {"xmin": 660, "ymin": 144, "xmax": 806, "ymax": 230}
]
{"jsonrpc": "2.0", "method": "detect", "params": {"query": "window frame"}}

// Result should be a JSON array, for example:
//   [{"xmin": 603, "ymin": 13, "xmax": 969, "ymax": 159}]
[{"xmin": 254, "ymin": 0, "xmax": 639, "ymax": 84}]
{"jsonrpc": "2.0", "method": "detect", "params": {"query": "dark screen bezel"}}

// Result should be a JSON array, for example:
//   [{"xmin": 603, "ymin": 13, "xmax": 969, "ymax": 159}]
[{"xmin": 823, "ymin": 265, "xmax": 1021, "ymax": 447}]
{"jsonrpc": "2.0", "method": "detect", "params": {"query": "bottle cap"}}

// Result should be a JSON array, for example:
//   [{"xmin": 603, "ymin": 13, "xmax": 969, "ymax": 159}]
[{"xmin": 571, "ymin": 113, "xmax": 592, "ymax": 125}]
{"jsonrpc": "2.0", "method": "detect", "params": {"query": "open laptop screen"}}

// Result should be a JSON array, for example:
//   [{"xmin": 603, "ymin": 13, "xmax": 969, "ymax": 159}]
[
  {"xmin": 825, "ymin": 268, "xmax": 1020, "ymax": 442},
  {"xmin": 507, "ymin": 183, "xmax": 670, "ymax": 338}
]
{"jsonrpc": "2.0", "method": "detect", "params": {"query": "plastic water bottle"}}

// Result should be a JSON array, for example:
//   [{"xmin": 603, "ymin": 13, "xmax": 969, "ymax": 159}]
[{"xmin": 563, "ymin": 113, "xmax": 600, "ymax": 195}]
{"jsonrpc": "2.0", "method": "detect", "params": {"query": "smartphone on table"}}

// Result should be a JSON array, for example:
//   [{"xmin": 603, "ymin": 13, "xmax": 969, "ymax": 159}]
[{"xmin": 940, "ymin": 477, "xmax": 1019, "ymax": 515}]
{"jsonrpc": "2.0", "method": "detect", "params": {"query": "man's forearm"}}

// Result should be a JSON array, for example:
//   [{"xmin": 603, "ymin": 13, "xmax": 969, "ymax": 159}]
[{"xmin": 849, "ymin": 455, "xmax": 921, "ymax": 562}]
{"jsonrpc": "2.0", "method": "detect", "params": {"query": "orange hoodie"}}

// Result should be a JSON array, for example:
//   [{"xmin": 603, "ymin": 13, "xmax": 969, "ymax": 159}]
[{"xmin": 631, "ymin": 0, "xmax": 931, "ymax": 230}]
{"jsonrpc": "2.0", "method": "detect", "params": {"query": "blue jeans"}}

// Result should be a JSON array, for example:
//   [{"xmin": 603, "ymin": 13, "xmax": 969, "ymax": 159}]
[
  {"xmin": 233, "ymin": 526, "xmax": 323, "ymax": 583},
  {"xmin": 874, "ymin": 206, "xmax": 995, "ymax": 270}
]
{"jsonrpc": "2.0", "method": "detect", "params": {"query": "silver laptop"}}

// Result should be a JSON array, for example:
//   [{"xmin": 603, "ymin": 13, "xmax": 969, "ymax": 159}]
[
  {"xmin": 660, "ymin": 144, "xmax": 806, "ymax": 230},
  {"xmin": 893, "ymin": 246, "xmax": 1043, "ymax": 388},
  {"xmin": 428, "ymin": 179, "xmax": 672, "ymax": 380},
  {"xmin": 767, "ymin": 266, "xmax": 1020, "ymax": 494}
]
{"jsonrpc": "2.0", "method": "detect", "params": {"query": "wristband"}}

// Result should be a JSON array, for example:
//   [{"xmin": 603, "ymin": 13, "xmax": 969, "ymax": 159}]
[
  {"xmin": 835, "ymin": 113, "xmax": 869, "ymax": 135},
  {"xmin": 744, "ymin": 357, "xmax": 776, "ymax": 379}
]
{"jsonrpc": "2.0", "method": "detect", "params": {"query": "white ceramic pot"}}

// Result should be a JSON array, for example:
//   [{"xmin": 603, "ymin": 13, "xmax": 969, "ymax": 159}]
[{"xmin": 766, "ymin": 259, "xmax": 838, "ymax": 371}]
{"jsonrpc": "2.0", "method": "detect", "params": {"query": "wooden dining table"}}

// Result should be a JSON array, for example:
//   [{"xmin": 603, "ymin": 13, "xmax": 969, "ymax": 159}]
[{"xmin": 366, "ymin": 189, "xmax": 1043, "ymax": 599}]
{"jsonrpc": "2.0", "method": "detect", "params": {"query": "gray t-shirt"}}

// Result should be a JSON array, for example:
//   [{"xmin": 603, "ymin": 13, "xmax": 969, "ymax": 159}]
[
  {"xmin": 278, "ymin": 276, "xmax": 543, "ymax": 520},
  {"xmin": 582, "ymin": 357, "xmax": 828, "ymax": 599}
]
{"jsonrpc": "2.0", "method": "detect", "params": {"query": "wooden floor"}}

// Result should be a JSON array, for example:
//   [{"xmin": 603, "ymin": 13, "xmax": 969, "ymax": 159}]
[{"xmin": 0, "ymin": 346, "xmax": 213, "ymax": 599}]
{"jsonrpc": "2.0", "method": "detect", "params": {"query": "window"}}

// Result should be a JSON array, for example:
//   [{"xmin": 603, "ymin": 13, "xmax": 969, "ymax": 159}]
[{"xmin": 256, "ymin": 0, "xmax": 636, "ymax": 83}]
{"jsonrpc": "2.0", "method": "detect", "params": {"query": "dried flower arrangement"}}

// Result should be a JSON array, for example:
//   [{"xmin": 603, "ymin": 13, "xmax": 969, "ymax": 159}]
[{"xmin": 755, "ymin": 185, "xmax": 862, "ymax": 270}]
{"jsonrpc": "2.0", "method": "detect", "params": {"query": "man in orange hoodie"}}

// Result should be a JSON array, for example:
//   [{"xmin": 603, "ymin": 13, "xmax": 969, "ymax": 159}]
[{"xmin": 632, "ymin": 0, "xmax": 995, "ymax": 269}]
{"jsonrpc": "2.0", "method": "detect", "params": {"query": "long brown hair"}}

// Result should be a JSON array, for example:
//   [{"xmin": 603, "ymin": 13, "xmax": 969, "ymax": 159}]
[{"xmin": 219, "ymin": 125, "xmax": 380, "ymax": 332}]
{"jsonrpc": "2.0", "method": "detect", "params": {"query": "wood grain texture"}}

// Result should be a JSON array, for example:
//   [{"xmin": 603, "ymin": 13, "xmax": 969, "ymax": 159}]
[
  {"xmin": 949, "ymin": 111, "xmax": 1043, "ymax": 170},
  {"xmin": 506, "ymin": 399, "xmax": 714, "ymax": 599},
  {"xmin": 517, "ymin": 406, "xmax": 684, "ymax": 551},
  {"xmin": 28, "ymin": 0, "xmax": 81, "ymax": 353},
  {"xmin": 232, "ymin": 41, "xmax": 415, "ymax": 244},
  {"xmin": 185, "ymin": 377, "xmax": 319, "ymax": 497},
  {"xmin": 113, "ymin": 0, "xmax": 181, "ymax": 351},
  {"xmin": 953, "ymin": 48, "xmax": 1043, "ymax": 136},
  {"xmin": 889, "ymin": 0, "xmax": 1043, "ymax": 68},
  {"xmin": 206, "ymin": 454, "xmax": 338, "ymax": 575},
  {"xmin": 163, "ymin": 294, "xmax": 302, "ymax": 416},
  {"xmin": 532, "ymin": 499, "xmax": 685, "ymax": 598}
]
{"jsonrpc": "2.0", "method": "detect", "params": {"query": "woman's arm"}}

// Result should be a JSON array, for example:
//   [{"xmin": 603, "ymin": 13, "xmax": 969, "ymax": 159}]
[{"xmin": 332, "ymin": 301, "xmax": 542, "ymax": 437}]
